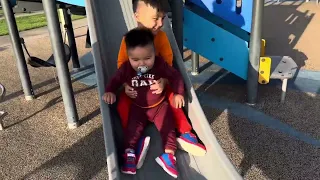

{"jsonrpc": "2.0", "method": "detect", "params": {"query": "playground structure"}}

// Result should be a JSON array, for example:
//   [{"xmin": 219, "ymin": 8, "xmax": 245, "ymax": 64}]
[
  {"xmin": 183, "ymin": 0, "xmax": 298, "ymax": 103},
  {"xmin": 1, "ymin": 0, "xmax": 317, "ymax": 179}
]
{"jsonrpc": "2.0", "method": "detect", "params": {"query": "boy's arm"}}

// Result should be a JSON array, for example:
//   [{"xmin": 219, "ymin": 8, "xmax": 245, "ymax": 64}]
[
  {"xmin": 158, "ymin": 32, "xmax": 173, "ymax": 67},
  {"xmin": 117, "ymin": 37, "xmax": 129, "ymax": 69},
  {"xmin": 157, "ymin": 58, "xmax": 184, "ymax": 96},
  {"xmin": 105, "ymin": 64, "xmax": 127, "ymax": 93}
]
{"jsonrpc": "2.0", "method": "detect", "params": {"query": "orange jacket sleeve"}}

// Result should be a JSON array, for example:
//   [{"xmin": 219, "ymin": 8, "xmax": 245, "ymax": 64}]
[
  {"xmin": 117, "ymin": 37, "xmax": 128, "ymax": 69},
  {"xmin": 157, "ymin": 32, "xmax": 173, "ymax": 67}
]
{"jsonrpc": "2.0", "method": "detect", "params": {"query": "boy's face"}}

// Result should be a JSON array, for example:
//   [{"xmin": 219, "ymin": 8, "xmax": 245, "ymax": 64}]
[
  {"xmin": 134, "ymin": 1, "xmax": 165, "ymax": 35},
  {"xmin": 128, "ymin": 44, "xmax": 156, "ymax": 72}
]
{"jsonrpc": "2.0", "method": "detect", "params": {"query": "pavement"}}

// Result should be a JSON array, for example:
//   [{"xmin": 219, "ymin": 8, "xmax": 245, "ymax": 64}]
[
  {"xmin": 0, "ymin": 1, "xmax": 320, "ymax": 180},
  {"xmin": 0, "ymin": 11, "xmax": 45, "ymax": 20},
  {"xmin": 0, "ymin": 18, "xmax": 88, "ymax": 48}
]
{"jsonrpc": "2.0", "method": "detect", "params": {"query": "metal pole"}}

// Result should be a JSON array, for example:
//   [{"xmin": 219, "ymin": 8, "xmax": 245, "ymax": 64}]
[
  {"xmin": 191, "ymin": 51, "xmax": 199, "ymax": 75},
  {"xmin": 247, "ymin": 0, "xmax": 263, "ymax": 105},
  {"xmin": 62, "ymin": 7, "xmax": 80, "ymax": 70},
  {"xmin": 169, "ymin": 0, "xmax": 184, "ymax": 56},
  {"xmin": 1, "ymin": 0, "xmax": 34, "ymax": 100},
  {"xmin": 42, "ymin": 0, "xmax": 79, "ymax": 129}
]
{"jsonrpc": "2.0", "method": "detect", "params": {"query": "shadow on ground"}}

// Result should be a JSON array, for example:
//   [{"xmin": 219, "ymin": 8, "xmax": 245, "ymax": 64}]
[
  {"xmin": 21, "ymin": 126, "xmax": 107, "ymax": 179},
  {"xmin": 263, "ymin": 1, "xmax": 314, "ymax": 76},
  {"xmin": 199, "ymin": 84, "xmax": 320, "ymax": 179}
]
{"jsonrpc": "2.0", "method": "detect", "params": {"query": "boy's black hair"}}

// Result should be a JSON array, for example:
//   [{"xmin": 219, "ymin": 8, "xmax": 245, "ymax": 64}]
[
  {"xmin": 125, "ymin": 28, "xmax": 155, "ymax": 50},
  {"xmin": 132, "ymin": 0, "xmax": 165, "ymax": 13}
]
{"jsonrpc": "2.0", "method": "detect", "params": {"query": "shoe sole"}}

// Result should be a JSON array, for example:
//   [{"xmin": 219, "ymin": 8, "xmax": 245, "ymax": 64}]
[
  {"xmin": 177, "ymin": 138, "xmax": 206, "ymax": 156},
  {"xmin": 136, "ymin": 136, "xmax": 150, "ymax": 169},
  {"xmin": 121, "ymin": 170, "xmax": 136, "ymax": 175},
  {"xmin": 155, "ymin": 157, "xmax": 178, "ymax": 179}
]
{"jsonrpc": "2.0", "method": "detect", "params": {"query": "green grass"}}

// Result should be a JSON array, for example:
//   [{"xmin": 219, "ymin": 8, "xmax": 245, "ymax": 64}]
[{"xmin": 0, "ymin": 13, "xmax": 85, "ymax": 36}]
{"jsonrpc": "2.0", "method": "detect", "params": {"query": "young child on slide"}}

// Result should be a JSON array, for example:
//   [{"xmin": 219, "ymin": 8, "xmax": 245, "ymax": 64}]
[
  {"xmin": 104, "ymin": 28, "xmax": 184, "ymax": 178},
  {"xmin": 116, "ymin": 0, "xmax": 206, "ymax": 168}
]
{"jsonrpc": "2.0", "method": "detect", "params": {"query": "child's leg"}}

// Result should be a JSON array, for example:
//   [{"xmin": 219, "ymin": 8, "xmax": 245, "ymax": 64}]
[
  {"xmin": 166, "ymin": 85, "xmax": 207, "ymax": 156},
  {"xmin": 150, "ymin": 101, "xmax": 178, "ymax": 178},
  {"xmin": 122, "ymin": 104, "xmax": 148, "ymax": 175},
  {"xmin": 166, "ymin": 85, "xmax": 192, "ymax": 133},
  {"xmin": 118, "ymin": 90, "xmax": 151, "ymax": 169},
  {"xmin": 117, "ymin": 90, "xmax": 131, "ymax": 129},
  {"xmin": 124, "ymin": 105, "xmax": 148, "ymax": 151}
]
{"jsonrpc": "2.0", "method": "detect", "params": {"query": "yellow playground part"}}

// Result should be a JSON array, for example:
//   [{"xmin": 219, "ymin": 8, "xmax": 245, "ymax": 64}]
[{"xmin": 259, "ymin": 57, "xmax": 272, "ymax": 84}]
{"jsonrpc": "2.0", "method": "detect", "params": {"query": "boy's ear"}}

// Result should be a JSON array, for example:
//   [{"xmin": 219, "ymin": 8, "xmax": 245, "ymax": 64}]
[{"xmin": 134, "ymin": 12, "xmax": 139, "ymax": 21}]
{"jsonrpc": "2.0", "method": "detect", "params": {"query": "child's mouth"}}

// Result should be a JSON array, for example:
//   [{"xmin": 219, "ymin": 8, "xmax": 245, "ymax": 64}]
[{"xmin": 152, "ymin": 28, "xmax": 159, "ymax": 33}]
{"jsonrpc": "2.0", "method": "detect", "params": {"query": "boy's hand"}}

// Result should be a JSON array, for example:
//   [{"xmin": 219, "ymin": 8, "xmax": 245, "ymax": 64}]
[
  {"xmin": 173, "ymin": 94, "xmax": 185, "ymax": 108},
  {"xmin": 124, "ymin": 83, "xmax": 137, "ymax": 98},
  {"xmin": 103, "ymin": 92, "xmax": 116, "ymax": 104},
  {"xmin": 151, "ymin": 78, "xmax": 167, "ymax": 94}
]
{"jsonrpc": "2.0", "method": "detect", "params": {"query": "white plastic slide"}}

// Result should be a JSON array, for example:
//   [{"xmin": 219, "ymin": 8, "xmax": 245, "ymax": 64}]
[{"xmin": 85, "ymin": 0, "xmax": 243, "ymax": 179}]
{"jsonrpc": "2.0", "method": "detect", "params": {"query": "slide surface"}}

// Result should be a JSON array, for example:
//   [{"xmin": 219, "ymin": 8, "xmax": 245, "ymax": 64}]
[{"xmin": 85, "ymin": 0, "xmax": 243, "ymax": 179}]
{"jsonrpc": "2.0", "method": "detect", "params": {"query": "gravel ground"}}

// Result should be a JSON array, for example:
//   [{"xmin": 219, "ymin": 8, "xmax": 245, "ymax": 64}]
[{"xmin": 0, "ymin": 21, "xmax": 108, "ymax": 179}]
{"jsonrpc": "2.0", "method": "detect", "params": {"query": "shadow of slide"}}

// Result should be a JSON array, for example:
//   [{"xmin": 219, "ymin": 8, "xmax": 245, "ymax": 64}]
[{"xmin": 198, "ymin": 82, "xmax": 320, "ymax": 179}]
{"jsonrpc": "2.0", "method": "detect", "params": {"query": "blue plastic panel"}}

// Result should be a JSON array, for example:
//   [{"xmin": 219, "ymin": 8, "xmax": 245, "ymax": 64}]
[
  {"xmin": 58, "ymin": 0, "xmax": 85, "ymax": 7},
  {"xmin": 183, "ymin": 8, "xmax": 249, "ymax": 80},
  {"xmin": 185, "ymin": 4, "xmax": 250, "ymax": 42},
  {"xmin": 187, "ymin": 0, "xmax": 253, "ymax": 33},
  {"xmin": 10, "ymin": 0, "xmax": 17, "ymax": 7}
]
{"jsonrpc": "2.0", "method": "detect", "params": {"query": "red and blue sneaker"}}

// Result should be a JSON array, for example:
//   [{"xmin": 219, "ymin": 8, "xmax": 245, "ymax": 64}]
[
  {"xmin": 121, "ymin": 149, "xmax": 136, "ymax": 175},
  {"xmin": 177, "ymin": 132, "xmax": 206, "ymax": 156},
  {"xmin": 136, "ymin": 136, "xmax": 151, "ymax": 169},
  {"xmin": 155, "ymin": 153, "xmax": 178, "ymax": 178}
]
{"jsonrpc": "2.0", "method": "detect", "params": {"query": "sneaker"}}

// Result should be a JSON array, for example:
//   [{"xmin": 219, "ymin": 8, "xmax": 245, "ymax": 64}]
[
  {"xmin": 121, "ymin": 149, "xmax": 136, "ymax": 175},
  {"xmin": 155, "ymin": 153, "xmax": 178, "ymax": 178},
  {"xmin": 136, "ymin": 136, "xmax": 151, "ymax": 169},
  {"xmin": 177, "ymin": 132, "xmax": 206, "ymax": 156}
]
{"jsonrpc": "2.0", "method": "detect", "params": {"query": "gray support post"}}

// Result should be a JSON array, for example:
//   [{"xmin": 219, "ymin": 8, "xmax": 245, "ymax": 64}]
[
  {"xmin": 42, "ymin": 0, "xmax": 79, "ymax": 129},
  {"xmin": 191, "ymin": 51, "xmax": 199, "ymax": 75},
  {"xmin": 62, "ymin": 7, "xmax": 80, "ymax": 70},
  {"xmin": 169, "ymin": 0, "xmax": 184, "ymax": 56},
  {"xmin": 280, "ymin": 79, "xmax": 288, "ymax": 103},
  {"xmin": 247, "ymin": 0, "xmax": 263, "ymax": 105},
  {"xmin": 1, "ymin": 0, "xmax": 34, "ymax": 100}
]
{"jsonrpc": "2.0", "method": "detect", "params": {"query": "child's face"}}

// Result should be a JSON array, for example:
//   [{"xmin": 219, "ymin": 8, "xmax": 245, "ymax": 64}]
[
  {"xmin": 128, "ymin": 44, "xmax": 155, "ymax": 72},
  {"xmin": 134, "ymin": 2, "xmax": 165, "ymax": 35}
]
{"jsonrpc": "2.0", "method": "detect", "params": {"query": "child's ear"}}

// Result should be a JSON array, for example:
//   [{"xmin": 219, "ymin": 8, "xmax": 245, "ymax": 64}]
[{"xmin": 134, "ymin": 12, "xmax": 139, "ymax": 21}]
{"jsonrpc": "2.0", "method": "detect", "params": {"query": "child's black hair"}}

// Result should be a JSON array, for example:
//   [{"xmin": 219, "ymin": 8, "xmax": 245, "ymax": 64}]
[
  {"xmin": 125, "ymin": 28, "xmax": 155, "ymax": 50},
  {"xmin": 132, "ymin": 0, "xmax": 165, "ymax": 13}
]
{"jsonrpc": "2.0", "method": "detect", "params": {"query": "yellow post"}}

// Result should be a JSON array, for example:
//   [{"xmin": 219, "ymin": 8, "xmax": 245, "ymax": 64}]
[
  {"xmin": 58, "ymin": 8, "xmax": 68, "ymax": 43},
  {"xmin": 260, "ymin": 39, "xmax": 266, "ymax": 57},
  {"xmin": 258, "ymin": 57, "xmax": 271, "ymax": 84}
]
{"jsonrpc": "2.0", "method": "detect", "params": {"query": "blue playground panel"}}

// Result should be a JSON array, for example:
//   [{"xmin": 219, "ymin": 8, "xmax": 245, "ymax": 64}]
[
  {"xmin": 187, "ymin": 0, "xmax": 253, "ymax": 33},
  {"xmin": 183, "ymin": 8, "xmax": 249, "ymax": 80},
  {"xmin": 185, "ymin": 4, "xmax": 250, "ymax": 42},
  {"xmin": 10, "ymin": 0, "xmax": 17, "ymax": 6},
  {"xmin": 58, "ymin": 0, "xmax": 85, "ymax": 7}
]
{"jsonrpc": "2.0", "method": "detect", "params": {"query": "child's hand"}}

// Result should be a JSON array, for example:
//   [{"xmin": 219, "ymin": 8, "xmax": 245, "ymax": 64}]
[
  {"xmin": 103, "ymin": 92, "xmax": 116, "ymax": 104},
  {"xmin": 173, "ymin": 94, "xmax": 185, "ymax": 108},
  {"xmin": 124, "ymin": 83, "xmax": 137, "ymax": 98},
  {"xmin": 151, "ymin": 78, "xmax": 166, "ymax": 94}
]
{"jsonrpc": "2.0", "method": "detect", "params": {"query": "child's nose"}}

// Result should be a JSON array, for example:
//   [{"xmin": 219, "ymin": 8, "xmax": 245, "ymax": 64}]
[
  {"xmin": 157, "ymin": 19, "xmax": 163, "ymax": 28},
  {"xmin": 139, "ymin": 61, "xmax": 146, "ymax": 66}
]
